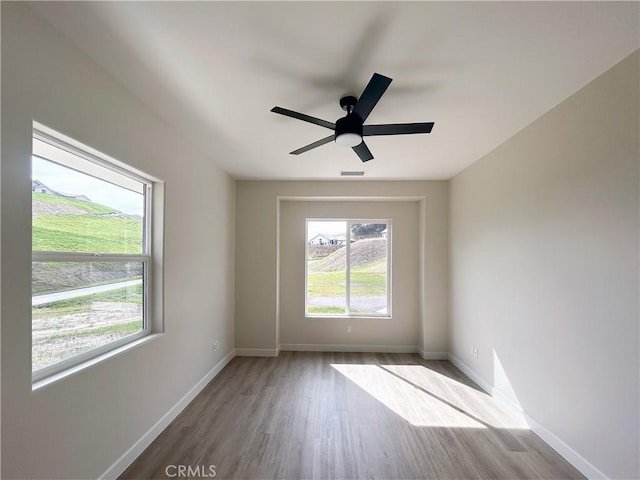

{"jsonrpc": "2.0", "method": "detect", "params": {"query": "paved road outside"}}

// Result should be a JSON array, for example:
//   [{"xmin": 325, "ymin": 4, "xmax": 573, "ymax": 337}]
[
  {"xmin": 32, "ymin": 279, "xmax": 142, "ymax": 306},
  {"xmin": 308, "ymin": 295, "xmax": 387, "ymax": 313}
]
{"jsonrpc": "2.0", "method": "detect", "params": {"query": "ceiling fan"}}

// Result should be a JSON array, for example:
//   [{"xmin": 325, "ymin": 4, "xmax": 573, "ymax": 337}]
[{"xmin": 271, "ymin": 73, "xmax": 434, "ymax": 162}]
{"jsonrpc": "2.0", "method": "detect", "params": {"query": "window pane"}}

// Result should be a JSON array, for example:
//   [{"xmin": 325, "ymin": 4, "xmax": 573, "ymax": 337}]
[
  {"xmin": 32, "ymin": 157, "xmax": 145, "ymax": 254},
  {"xmin": 32, "ymin": 261, "xmax": 144, "ymax": 372},
  {"xmin": 307, "ymin": 221, "xmax": 347, "ymax": 315},
  {"xmin": 349, "ymin": 223, "xmax": 388, "ymax": 315}
]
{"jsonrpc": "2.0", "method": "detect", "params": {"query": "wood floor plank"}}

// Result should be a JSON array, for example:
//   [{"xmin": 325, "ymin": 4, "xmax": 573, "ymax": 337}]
[{"xmin": 120, "ymin": 352, "xmax": 585, "ymax": 480}]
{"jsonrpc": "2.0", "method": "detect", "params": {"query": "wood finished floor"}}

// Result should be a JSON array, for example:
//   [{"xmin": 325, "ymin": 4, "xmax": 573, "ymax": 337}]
[{"xmin": 121, "ymin": 352, "xmax": 584, "ymax": 480}]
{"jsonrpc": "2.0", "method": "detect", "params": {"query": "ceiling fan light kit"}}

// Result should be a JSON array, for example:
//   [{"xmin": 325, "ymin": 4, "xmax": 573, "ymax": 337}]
[
  {"xmin": 271, "ymin": 73, "xmax": 434, "ymax": 162},
  {"xmin": 335, "ymin": 133, "xmax": 362, "ymax": 147},
  {"xmin": 335, "ymin": 95, "xmax": 363, "ymax": 147}
]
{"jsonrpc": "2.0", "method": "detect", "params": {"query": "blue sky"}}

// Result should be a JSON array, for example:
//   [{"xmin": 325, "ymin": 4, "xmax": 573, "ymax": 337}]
[{"xmin": 32, "ymin": 157, "xmax": 144, "ymax": 215}]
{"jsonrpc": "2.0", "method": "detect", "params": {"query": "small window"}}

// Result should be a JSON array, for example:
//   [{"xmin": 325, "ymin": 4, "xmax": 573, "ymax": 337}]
[
  {"xmin": 306, "ymin": 220, "xmax": 391, "ymax": 317},
  {"xmin": 31, "ymin": 125, "xmax": 162, "ymax": 382}
]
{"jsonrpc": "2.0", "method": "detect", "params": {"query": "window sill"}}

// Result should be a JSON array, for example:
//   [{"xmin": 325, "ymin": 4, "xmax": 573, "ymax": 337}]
[{"xmin": 32, "ymin": 333, "xmax": 163, "ymax": 391}]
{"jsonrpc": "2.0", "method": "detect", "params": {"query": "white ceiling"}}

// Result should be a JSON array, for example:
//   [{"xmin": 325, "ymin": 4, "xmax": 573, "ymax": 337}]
[{"xmin": 31, "ymin": 2, "xmax": 639, "ymax": 180}]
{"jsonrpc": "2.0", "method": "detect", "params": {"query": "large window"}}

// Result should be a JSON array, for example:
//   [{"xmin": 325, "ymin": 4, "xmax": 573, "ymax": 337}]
[
  {"xmin": 31, "ymin": 126, "xmax": 159, "ymax": 381},
  {"xmin": 306, "ymin": 220, "xmax": 390, "ymax": 317}
]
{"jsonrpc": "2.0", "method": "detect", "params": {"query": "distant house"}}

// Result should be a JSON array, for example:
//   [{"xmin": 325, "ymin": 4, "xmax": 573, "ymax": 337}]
[
  {"xmin": 308, "ymin": 233, "xmax": 347, "ymax": 246},
  {"xmin": 333, "ymin": 233, "xmax": 347, "ymax": 244},
  {"xmin": 32, "ymin": 179, "xmax": 56, "ymax": 195},
  {"xmin": 381, "ymin": 228, "xmax": 388, "ymax": 239},
  {"xmin": 32, "ymin": 179, "xmax": 91, "ymax": 202}
]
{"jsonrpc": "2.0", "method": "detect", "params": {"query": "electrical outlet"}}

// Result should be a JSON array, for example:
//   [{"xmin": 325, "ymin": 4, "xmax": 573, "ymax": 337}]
[
  {"xmin": 472, "ymin": 346, "xmax": 478, "ymax": 359},
  {"xmin": 346, "ymin": 325, "xmax": 352, "ymax": 334},
  {"xmin": 213, "ymin": 340, "xmax": 219, "ymax": 352}
]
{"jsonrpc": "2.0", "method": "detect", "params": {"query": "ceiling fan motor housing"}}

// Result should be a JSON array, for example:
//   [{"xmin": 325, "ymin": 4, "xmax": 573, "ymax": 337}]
[{"xmin": 335, "ymin": 113, "xmax": 363, "ymax": 139}]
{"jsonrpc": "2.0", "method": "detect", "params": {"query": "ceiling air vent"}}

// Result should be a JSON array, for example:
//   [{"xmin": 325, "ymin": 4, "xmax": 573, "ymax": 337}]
[{"xmin": 340, "ymin": 171, "xmax": 365, "ymax": 176}]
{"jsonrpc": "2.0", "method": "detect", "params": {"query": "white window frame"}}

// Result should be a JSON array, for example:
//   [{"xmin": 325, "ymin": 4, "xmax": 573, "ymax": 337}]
[
  {"xmin": 305, "ymin": 218, "xmax": 392, "ymax": 319},
  {"xmin": 31, "ymin": 124, "xmax": 164, "ymax": 384}
]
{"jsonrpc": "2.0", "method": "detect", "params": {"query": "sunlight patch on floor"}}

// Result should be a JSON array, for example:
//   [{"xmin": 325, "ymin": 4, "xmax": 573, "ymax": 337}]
[
  {"xmin": 380, "ymin": 364, "xmax": 529, "ymax": 429},
  {"xmin": 331, "ymin": 364, "xmax": 487, "ymax": 428}
]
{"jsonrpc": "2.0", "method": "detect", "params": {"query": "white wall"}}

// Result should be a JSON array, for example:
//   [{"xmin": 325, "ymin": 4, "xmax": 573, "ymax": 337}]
[
  {"xmin": 280, "ymin": 200, "xmax": 419, "ymax": 348},
  {"xmin": 1, "ymin": 4, "xmax": 235, "ymax": 478},
  {"xmin": 235, "ymin": 181, "xmax": 449, "ymax": 356},
  {"xmin": 450, "ymin": 51, "xmax": 639, "ymax": 479}
]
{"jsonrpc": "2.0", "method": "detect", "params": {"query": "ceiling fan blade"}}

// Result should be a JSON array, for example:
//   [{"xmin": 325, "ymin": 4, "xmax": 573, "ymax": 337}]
[
  {"xmin": 290, "ymin": 135, "xmax": 334, "ymax": 155},
  {"xmin": 352, "ymin": 141, "xmax": 374, "ymax": 162},
  {"xmin": 352, "ymin": 73, "xmax": 392, "ymax": 122},
  {"xmin": 271, "ymin": 107, "xmax": 335, "ymax": 130},
  {"xmin": 363, "ymin": 122, "xmax": 434, "ymax": 136}
]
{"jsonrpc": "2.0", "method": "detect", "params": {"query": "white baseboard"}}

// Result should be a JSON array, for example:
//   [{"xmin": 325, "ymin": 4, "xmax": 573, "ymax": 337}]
[
  {"xmin": 448, "ymin": 354, "xmax": 524, "ymax": 419},
  {"xmin": 524, "ymin": 413, "xmax": 607, "ymax": 479},
  {"xmin": 447, "ymin": 354, "xmax": 607, "ymax": 480},
  {"xmin": 99, "ymin": 349, "xmax": 236, "ymax": 480},
  {"xmin": 492, "ymin": 386, "xmax": 526, "ymax": 419},
  {"xmin": 235, "ymin": 348, "xmax": 279, "ymax": 357},
  {"xmin": 417, "ymin": 348, "xmax": 449, "ymax": 360},
  {"xmin": 279, "ymin": 343, "xmax": 419, "ymax": 353},
  {"xmin": 447, "ymin": 353, "xmax": 494, "ymax": 394}
]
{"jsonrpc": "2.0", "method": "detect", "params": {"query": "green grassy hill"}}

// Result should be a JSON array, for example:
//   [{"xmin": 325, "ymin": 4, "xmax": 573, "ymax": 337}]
[
  {"xmin": 32, "ymin": 193, "xmax": 144, "ymax": 294},
  {"xmin": 32, "ymin": 193, "xmax": 142, "ymax": 254},
  {"xmin": 307, "ymin": 238, "xmax": 388, "ymax": 314},
  {"xmin": 33, "ymin": 192, "xmax": 117, "ymax": 214}
]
